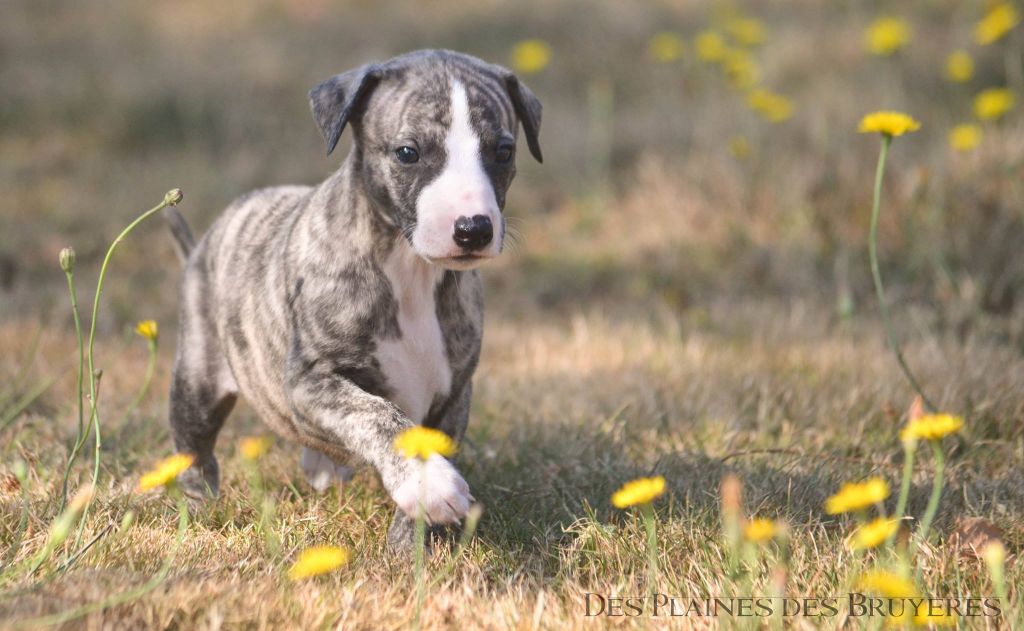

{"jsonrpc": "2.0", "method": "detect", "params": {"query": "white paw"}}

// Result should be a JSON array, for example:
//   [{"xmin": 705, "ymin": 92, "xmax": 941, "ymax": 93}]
[
  {"xmin": 300, "ymin": 447, "xmax": 354, "ymax": 493},
  {"xmin": 392, "ymin": 455, "xmax": 473, "ymax": 525}
]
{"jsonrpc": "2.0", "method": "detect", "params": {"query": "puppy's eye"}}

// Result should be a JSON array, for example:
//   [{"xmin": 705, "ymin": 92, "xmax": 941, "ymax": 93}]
[
  {"xmin": 495, "ymin": 144, "xmax": 514, "ymax": 164},
  {"xmin": 395, "ymin": 146, "xmax": 419, "ymax": 164}
]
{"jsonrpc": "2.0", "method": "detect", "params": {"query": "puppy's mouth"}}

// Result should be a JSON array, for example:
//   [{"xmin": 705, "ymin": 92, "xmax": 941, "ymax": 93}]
[{"xmin": 426, "ymin": 253, "xmax": 494, "ymax": 270}]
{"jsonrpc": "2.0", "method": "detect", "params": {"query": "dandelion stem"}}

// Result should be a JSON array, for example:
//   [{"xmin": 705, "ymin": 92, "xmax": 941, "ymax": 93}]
[
  {"xmin": 888, "ymin": 440, "xmax": 916, "ymax": 546},
  {"xmin": 74, "ymin": 195, "xmax": 174, "ymax": 548},
  {"xmin": 642, "ymin": 504, "xmax": 659, "ymax": 596},
  {"xmin": 916, "ymin": 441, "xmax": 945, "ymax": 544},
  {"xmin": 59, "ymin": 267, "xmax": 86, "ymax": 511},
  {"xmin": 868, "ymin": 135, "xmax": 936, "ymax": 411}
]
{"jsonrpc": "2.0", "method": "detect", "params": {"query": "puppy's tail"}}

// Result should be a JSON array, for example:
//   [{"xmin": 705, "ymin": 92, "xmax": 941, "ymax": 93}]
[{"xmin": 163, "ymin": 207, "xmax": 196, "ymax": 265}]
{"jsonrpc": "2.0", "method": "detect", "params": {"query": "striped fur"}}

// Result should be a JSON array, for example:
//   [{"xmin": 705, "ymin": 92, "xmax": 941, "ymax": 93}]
[{"xmin": 167, "ymin": 50, "xmax": 541, "ymax": 549}]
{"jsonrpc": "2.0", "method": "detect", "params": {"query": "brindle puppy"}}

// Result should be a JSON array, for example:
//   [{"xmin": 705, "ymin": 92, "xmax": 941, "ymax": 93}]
[{"xmin": 162, "ymin": 49, "xmax": 542, "ymax": 547}]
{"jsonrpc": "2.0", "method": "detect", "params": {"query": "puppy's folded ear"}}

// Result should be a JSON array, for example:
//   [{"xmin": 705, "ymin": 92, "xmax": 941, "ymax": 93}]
[
  {"xmin": 502, "ymin": 72, "xmax": 543, "ymax": 163},
  {"xmin": 309, "ymin": 64, "xmax": 383, "ymax": 155}
]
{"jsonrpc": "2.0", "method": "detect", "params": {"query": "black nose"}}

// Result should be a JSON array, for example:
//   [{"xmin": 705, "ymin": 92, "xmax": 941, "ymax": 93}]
[{"xmin": 453, "ymin": 215, "xmax": 493, "ymax": 251}]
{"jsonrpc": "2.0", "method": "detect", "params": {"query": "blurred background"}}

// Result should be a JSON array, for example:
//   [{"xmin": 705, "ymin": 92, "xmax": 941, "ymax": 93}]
[
  {"xmin": 2, "ymin": 5, "xmax": 1023, "ymax": 624},
  {"xmin": 2, "ymin": 0, "xmax": 1022, "ymax": 342}
]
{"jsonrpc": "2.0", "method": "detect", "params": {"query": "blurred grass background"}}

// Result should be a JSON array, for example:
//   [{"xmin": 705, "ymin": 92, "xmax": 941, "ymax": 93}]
[
  {"xmin": 3, "ymin": 0, "xmax": 1022, "ymax": 337},
  {"xmin": 2, "ymin": 2, "xmax": 1024, "ymax": 626}
]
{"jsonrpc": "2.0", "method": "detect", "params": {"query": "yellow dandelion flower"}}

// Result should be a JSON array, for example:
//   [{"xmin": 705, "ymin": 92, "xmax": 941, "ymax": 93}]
[
  {"xmin": 974, "ymin": 88, "xmax": 1015, "ymax": 121},
  {"xmin": 847, "ymin": 518, "xmax": 899, "ymax": 550},
  {"xmin": 857, "ymin": 570, "xmax": 917, "ymax": 598},
  {"xmin": 858, "ymin": 111, "xmax": 921, "ymax": 137},
  {"xmin": 949, "ymin": 123, "xmax": 983, "ymax": 151},
  {"xmin": 137, "ymin": 453, "xmax": 194, "ymax": 491},
  {"xmin": 724, "ymin": 17, "xmax": 766, "ymax": 47},
  {"xmin": 825, "ymin": 477, "xmax": 889, "ymax": 514},
  {"xmin": 975, "ymin": 3, "xmax": 1020, "ymax": 46},
  {"xmin": 743, "ymin": 518, "xmax": 780, "ymax": 543},
  {"xmin": 611, "ymin": 476, "xmax": 666, "ymax": 508},
  {"xmin": 695, "ymin": 30, "xmax": 729, "ymax": 62},
  {"xmin": 721, "ymin": 49, "xmax": 759, "ymax": 89},
  {"xmin": 865, "ymin": 17, "xmax": 911, "ymax": 56},
  {"xmin": 982, "ymin": 540, "xmax": 1006, "ymax": 568},
  {"xmin": 900, "ymin": 414, "xmax": 964, "ymax": 443},
  {"xmin": 914, "ymin": 609, "xmax": 958, "ymax": 627},
  {"xmin": 394, "ymin": 426, "xmax": 456, "ymax": 460},
  {"xmin": 287, "ymin": 546, "xmax": 349, "ymax": 580},
  {"xmin": 135, "ymin": 320, "xmax": 159, "ymax": 342},
  {"xmin": 510, "ymin": 39, "xmax": 551, "ymax": 75},
  {"xmin": 945, "ymin": 50, "xmax": 974, "ymax": 83},
  {"xmin": 747, "ymin": 89, "xmax": 794, "ymax": 123},
  {"xmin": 239, "ymin": 435, "xmax": 273, "ymax": 460},
  {"xmin": 648, "ymin": 32, "xmax": 685, "ymax": 63}
]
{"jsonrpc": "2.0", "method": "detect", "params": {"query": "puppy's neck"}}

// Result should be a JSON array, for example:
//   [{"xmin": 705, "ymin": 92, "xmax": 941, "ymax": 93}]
[
  {"xmin": 381, "ymin": 236, "xmax": 444, "ymax": 310},
  {"xmin": 302, "ymin": 158, "xmax": 450, "ymax": 298}
]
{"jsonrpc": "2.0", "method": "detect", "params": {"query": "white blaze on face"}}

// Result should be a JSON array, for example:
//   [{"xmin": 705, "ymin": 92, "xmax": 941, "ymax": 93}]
[{"xmin": 412, "ymin": 80, "xmax": 502, "ymax": 267}]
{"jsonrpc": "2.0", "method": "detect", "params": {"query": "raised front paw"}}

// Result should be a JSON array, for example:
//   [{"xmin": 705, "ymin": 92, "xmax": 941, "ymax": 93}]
[{"xmin": 391, "ymin": 455, "xmax": 473, "ymax": 525}]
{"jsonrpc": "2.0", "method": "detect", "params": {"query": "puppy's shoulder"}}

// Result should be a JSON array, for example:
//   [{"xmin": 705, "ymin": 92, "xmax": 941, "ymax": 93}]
[
  {"xmin": 224, "ymin": 185, "xmax": 313, "ymax": 218},
  {"xmin": 206, "ymin": 185, "xmax": 312, "ymax": 241}
]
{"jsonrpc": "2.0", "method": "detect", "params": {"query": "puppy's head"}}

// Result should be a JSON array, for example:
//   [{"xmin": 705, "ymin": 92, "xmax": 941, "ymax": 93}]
[{"xmin": 310, "ymin": 50, "xmax": 543, "ymax": 270}]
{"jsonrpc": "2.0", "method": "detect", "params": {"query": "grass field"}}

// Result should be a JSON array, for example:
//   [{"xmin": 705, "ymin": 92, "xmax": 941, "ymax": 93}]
[{"xmin": 2, "ymin": 1, "xmax": 1024, "ymax": 628}]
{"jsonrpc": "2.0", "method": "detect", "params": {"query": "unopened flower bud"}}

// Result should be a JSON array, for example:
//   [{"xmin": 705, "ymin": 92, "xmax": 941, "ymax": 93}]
[
  {"xmin": 164, "ymin": 189, "xmax": 183, "ymax": 206},
  {"xmin": 119, "ymin": 510, "xmax": 136, "ymax": 534},
  {"xmin": 135, "ymin": 320, "xmax": 159, "ymax": 342},
  {"xmin": 59, "ymin": 247, "xmax": 76, "ymax": 273}
]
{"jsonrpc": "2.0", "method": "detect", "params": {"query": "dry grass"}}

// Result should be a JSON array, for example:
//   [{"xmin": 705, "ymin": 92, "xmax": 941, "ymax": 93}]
[
  {"xmin": 2, "ymin": 302, "xmax": 1023, "ymax": 629},
  {"xmin": 3, "ymin": 0, "xmax": 1024, "ymax": 628}
]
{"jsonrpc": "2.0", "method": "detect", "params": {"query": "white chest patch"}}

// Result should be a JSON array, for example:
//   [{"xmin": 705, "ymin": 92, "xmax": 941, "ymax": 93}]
[{"xmin": 374, "ymin": 241, "xmax": 452, "ymax": 423}]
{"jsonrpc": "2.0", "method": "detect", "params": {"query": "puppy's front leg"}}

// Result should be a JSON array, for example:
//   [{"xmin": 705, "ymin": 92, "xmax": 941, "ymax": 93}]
[
  {"xmin": 388, "ymin": 381, "xmax": 476, "ymax": 549},
  {"xmin": 285, "ymin": 364, "xmax": 472, "ymax": 525}
]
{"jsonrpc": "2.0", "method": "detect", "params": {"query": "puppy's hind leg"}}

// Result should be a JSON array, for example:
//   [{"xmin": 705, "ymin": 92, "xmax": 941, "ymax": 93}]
[
  {"xmin": 300, "ymin": 447, "xmax": 354, "ymax": 493},
  {"xmin": 169, "ymin": 263, "xmax": 237, "ymax": 500}
]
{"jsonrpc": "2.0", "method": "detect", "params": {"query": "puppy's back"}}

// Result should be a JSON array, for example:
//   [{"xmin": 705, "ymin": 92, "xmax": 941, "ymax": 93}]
[{"xmin": 200, "ymin": 186, "xmax": 312, "ymax": 286}]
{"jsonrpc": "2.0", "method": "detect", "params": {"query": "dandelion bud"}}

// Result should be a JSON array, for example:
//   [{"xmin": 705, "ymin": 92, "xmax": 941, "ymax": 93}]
[
  {"xmin": 12, "ymin": 459, "xmax": 28, "ymax": 480},
  {"xmin": 119, "ymin": 510, "xmax": 136, "ymax": 534},
  {"xmin": 59, "ymin": 247, "xmax": 76, "ymax": 273},
  {"xmin": 135, "ymin": 320, "xmax": 159, "ymax": 342},
  {"xmin": 164, "ymin": 188, "xmax": 184, "ymax": 206}
]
